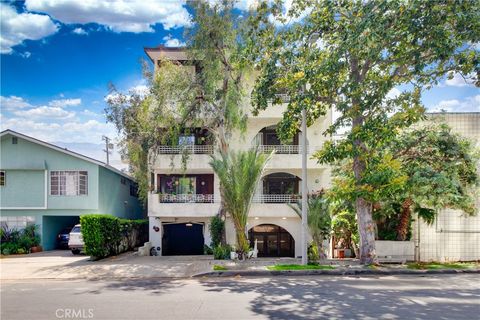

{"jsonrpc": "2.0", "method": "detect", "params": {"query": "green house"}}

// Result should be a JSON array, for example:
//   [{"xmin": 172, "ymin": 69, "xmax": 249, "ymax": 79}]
[{"xmin": 0, "ymin": 130, "xmax": 144, "ymax": 250}]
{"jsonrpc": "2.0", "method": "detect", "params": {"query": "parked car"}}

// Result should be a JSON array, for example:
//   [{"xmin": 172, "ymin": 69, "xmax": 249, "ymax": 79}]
[
  {"xmin": 56, "ymin": 228, "xmax": 72, "ymax": 249},
  {"xmin": 68, "ymin": 224, "xmax": 84, "ymax": 254}
]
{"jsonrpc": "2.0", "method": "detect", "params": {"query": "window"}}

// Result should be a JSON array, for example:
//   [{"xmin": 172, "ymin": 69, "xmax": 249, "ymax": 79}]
[
  {"xmin": 120, "ymin": 177, "xmax": 126, "ymax": 185},
  {"xmin": 130, "ymin": 183, "xmax": 138, "ymax": 197},
  {"xmin": 0, "ymin": 171, "xmax": 5, "ymax": 186},
  {"xmin": 12, "ymin": 137, "xmax": 18, "ymax": 144},
  {"xmin": 160, "ymin": 176, "xmax": 196, "ymax": 195},
  {"xmin": 0, "ymin": 216, "xmax": 35, "ymax": 230},
  {"xmin": 50, "ymin": 171, "xmax": 88, "ymax": 196}
]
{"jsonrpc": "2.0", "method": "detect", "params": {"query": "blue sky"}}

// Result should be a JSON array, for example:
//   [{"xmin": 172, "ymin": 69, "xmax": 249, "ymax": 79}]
[{"xmin": 1, "ymin": 1, "xmax": 479, "ymax": 169}]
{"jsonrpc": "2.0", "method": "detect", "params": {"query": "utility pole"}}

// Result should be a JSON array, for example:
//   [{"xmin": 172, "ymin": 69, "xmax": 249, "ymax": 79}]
[
  {"xmin": 102, "ymin": 135, "xmax": 113, "ymax": 165},
  {"xmin": 301, "ymin": 107, "xmax": 308, "ymax": 265}
]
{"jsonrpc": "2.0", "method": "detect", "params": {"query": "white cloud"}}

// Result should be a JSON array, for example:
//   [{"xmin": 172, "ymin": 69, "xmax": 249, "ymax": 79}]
[
  {"xmin": 72, "ymin": 27, "xmax": 88, "ymax": 35},
  {"xmin": 0, "ymin": 3, "xmax": 58, "ymax": 54},
  {"xmin": 14, "ymin": 106, "xmax": 75, "ymax": 119},
  {"xmin": 1, "ymin": 96, "xmax": 34, "ymax": 110},
  {"xmin": 386, "ymin": 88, "xmax": 401, "ymax": 99},
  {"xmin": 163, "ymin": 35, "xmax": 185, "ymax": 47},
  {"xmin": 444, "ymin": 72, "xmax": 476, "ymax": 87},
  {"xmin": 25, "ymin": 0, "xmax": 192, "ymax": 33},
  {"xmin": 19, "ymin": 51, "xmax": 31, "ymax": 58},
  {"xmin": 48, "ymin": 98, "xmax": 82, "ymax": 108},
  {"xmin": 429, "ymin": 95, "xmax": 480, "ymax": 112},
  {"xmin": 81, "ymin": 109, "xmax": 101, "ymax": 117},
  {"xmin": 0, "ymin": 117, "xmax": 117, "ymax": 143}
]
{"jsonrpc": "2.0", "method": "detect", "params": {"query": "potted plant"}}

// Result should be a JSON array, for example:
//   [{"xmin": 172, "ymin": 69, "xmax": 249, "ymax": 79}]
[{"xmin": 24, "ymin": 225, "xmax": 42, "ymax": 253}]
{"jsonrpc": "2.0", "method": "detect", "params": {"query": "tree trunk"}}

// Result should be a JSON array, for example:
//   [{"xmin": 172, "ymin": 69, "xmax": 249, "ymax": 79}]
[
  {"xmin": 356, "ymin": 197, "xmax": 378, "ymax": 264},
  {"xmin": 234, "ymin": 223, "xmax": 249, "ymax": 260},
  {"xmin": 396, "ymin": 198, "xmax": 413, "ymax": 241},
  {"xmin": 351, "ymin": 99, "xmax": 377, "ymax": 264}
]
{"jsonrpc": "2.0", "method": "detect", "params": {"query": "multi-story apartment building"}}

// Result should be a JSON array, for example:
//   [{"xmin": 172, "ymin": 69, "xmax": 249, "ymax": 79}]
[{"xmin": 145, "ymin": 46, "xmax": 332, "ymax": 257}]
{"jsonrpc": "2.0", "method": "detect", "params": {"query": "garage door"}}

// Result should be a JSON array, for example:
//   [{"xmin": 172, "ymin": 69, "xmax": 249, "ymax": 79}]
[{"xmin": 162, "ymin": 223, "xmax": 204, "ymax": 255}]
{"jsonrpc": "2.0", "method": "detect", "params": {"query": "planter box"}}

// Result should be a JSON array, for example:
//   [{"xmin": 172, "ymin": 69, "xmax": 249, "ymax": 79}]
[
  {"xmin": 375, "ymin": 240, "xmax": 414, "ymax": 263},
  {"xmin": 334, "ymin": 248, "xmax": 352, "ymax": 258}
]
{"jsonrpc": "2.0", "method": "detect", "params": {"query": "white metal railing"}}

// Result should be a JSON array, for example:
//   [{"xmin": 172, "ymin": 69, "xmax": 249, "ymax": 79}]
[
  {"xmin": 252, "ymin": 194, "xmax": 301, "ymax": 203},
  {"xmin": 157, "ymin": 145, "xmax": 214, "ymax": 155},
  {"xmin": 157, "ymin": 193, "xmax": 300, "ymax": 204},
  {"xmin": 256, "ymin": 144, "xmax": 306, "ymax": 154},
  {"xmin": 159, "ymin": 193, "xmax": 214, "ymax": 203}
]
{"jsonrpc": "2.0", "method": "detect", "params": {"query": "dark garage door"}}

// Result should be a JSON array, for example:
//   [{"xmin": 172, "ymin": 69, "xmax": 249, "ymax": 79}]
[{"xmin": 162, "ymin": 223, "xmax": 204, "ymax": 255}]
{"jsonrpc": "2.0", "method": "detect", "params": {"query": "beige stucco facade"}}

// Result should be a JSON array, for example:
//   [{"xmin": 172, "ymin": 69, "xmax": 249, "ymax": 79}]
[{"xmin": 146, "ymin": 46, "xmax": 331, "ymax": 257}]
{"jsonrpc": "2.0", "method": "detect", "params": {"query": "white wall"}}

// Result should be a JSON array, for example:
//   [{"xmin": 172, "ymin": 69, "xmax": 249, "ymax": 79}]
[{"xmin": 414, "ymin": 208, "xmax": 480, "ymax": 262}]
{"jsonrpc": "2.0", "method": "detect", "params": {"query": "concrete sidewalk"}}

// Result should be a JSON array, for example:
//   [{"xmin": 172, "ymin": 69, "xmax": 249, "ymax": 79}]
[
  {"xmin": 2, "ymin": 251, "xmax": 478, "ymax": 280},
  {"xmin": 0, "ymin": 250, "xmax": 215, "ymax": 280}
]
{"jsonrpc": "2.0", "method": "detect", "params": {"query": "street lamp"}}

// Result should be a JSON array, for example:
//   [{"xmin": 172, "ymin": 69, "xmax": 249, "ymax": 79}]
[{"xmin": 301, "ymin": 33, "xmax": 320, "ymax": 265}]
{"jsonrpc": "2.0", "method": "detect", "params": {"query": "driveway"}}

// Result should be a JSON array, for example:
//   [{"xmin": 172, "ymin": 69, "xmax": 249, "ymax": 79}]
[{"xmin": 0, "ymin": 250, "xmax": 215, "ymax": 280}]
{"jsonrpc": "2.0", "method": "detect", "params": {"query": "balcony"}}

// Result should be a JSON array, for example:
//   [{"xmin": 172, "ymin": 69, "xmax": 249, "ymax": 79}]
[
  {"xmin": 157, "ymin": 193, "xmax": 300, "ymax": 204},
  {"xmin": 257, "ymin": 144, "xmax": 306, "ymax": 155},
  {"xmin": 252, "ymin": 194, "xmax": 300, "ymax": 203},
  {"xmin": 157, "ymin": 145, "xmax": 214, "ymax": 155},
  {"xmin": 158, "ymin": 193, "xmax": 214, "ymax": 203}
]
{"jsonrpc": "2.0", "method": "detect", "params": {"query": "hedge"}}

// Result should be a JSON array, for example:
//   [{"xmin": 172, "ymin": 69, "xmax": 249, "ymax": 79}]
[{"xmin": 80, "ymin": 214, "xmax": 148, "ymax": 259}]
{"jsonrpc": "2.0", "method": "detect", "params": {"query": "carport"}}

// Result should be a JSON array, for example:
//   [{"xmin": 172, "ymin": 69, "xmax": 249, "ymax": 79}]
[
  {"xmin": 162, "ymin": 222, "xmax": 204, "ymax": 255},
  {"xmin": 42, "ymin": 216, "xmax": 80, "ymax": 250}
]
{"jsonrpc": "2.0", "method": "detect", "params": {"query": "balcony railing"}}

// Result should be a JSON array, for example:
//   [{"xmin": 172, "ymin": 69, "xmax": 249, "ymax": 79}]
[
  {"xmin": 256, "ymin": 145, "xmax": 306, "ymax": 154},
  {"xmin": 157, "ymin": 145, "xmax": 214, "ymax": 155},
  {"xmin": 157, "ymin": 193, "xmax": 300, "ymax": 204},
  {"xmin": 159, "ymin": 193, "xmax": 214, "ymax": 203},
  {"xmin": 253, "ymin": 194, "xmax": 301, "ymax": 203}
]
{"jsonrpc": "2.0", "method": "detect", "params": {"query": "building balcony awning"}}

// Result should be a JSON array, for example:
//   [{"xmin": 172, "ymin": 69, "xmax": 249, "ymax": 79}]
[{"xmin": 1, "ymin": 160, "xmax": 47, "ymax": 170}]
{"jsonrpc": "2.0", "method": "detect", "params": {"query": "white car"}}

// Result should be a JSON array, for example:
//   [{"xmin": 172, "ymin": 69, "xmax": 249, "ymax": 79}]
[{"xmin": 68, "ymin": 224, "xmax": 84, "ymax": 254}]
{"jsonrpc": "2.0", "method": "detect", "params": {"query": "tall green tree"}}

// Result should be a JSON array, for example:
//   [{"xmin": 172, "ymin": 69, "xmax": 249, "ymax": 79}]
[
  {"xmin": 106, "ymin": 1, "xmax": 251, "ymax": 211},
  {"xmin": 210, "ymin": 149, "xmax": 272, "ymax": 259},
  {"xmin": 247, "ymin": 0, "xmax": 479, "ymax": 263},
  {"xmin": 388, "ymin": 123, "xmax": 479, "ymax": 240}
]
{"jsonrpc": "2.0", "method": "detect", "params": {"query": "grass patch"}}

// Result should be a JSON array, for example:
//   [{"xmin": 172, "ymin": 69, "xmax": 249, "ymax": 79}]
[
  {"xmin": 407, "ymin": 262, "xmax": 478, "ymax": 270},
  {"xmin": 213, "ymin": 265, "xmax": 228, "ymax": 271},
  {"xmin": 267, "ymin": 264, "xmax": 335, "ymax": 271}
]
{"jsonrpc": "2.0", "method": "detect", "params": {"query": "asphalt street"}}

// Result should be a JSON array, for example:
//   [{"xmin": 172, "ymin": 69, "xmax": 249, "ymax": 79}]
[{"xmin": 1, "ymin": 274, "xmax": 478, "ymax": 320}]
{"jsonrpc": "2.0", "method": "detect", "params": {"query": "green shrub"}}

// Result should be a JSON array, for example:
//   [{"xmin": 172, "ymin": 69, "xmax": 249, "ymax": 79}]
[
  {"xmin": 308, "ymin": 242, "xmax": 320, "ymax": 264},
  {"xmin": 204, "ymin": 244, "xmax": 213, "ymax": 255},
  {"xmin": 80, "ymin": 214, "xmax": 148, "ymax": 259},
  {"xmin": 0, "ymin": 224, "xmax": 40, "ymax": 255},
  {"xmin": 213, "ymin": 244, "xmax": 232, "ymax": 260},
  {"xmin": 1, "ymin": 242, "xmax": 19, "ymax": 255},
  {"xmin": 209, "ymin": 216, "xmax": 224, "ymax": 248}
]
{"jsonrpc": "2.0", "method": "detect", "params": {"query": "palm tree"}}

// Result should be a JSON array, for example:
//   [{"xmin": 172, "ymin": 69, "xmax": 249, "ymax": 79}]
[
  {"xmin": 289, "ymin": 190, "xmax": 331, "ymax": 260},
  {"xmin": 210, "ymin": 148, "xmax": 272, "ymax": 259}
]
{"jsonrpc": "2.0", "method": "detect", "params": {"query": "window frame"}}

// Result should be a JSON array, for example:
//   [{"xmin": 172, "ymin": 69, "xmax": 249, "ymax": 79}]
[{"xmin": 50, "ymin": 170, "xmax": 88, "ymax": 196}]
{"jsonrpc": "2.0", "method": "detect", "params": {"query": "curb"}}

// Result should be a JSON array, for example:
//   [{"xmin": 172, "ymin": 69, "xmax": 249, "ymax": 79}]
[{"xmin": 194, "ymin": 268, "xmax": 480, "ymax": 278}]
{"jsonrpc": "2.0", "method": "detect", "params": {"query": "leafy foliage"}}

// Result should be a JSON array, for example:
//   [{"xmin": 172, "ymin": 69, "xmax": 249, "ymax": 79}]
[
  {"xmin": 289, "ymin": 190, "xmax": 331, "ymax": 259},
  {"xmin": 0, "ymin": 224, "xmax": 40, "ymax": 255},
  {"xmin": 209, "ymin": 215, "xmax": 225, "ymax": 248},
  {"xmin": 213, "ymin": 244, "xmax": 233, "ymax": 260},
  {"xmin": 210, "ymin": 148, "xmax": 272, "ymax": 258},
  {"xmin": 106, "ymin": 2, "xmax": 251, "ymax": 204},
  {"xmin": 247, "ymin": 0, "xmax": 479, "ymax": 263},
  {"xmin": 80, "ymin": 214, "xmax": 147, "ymax": 259}
]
